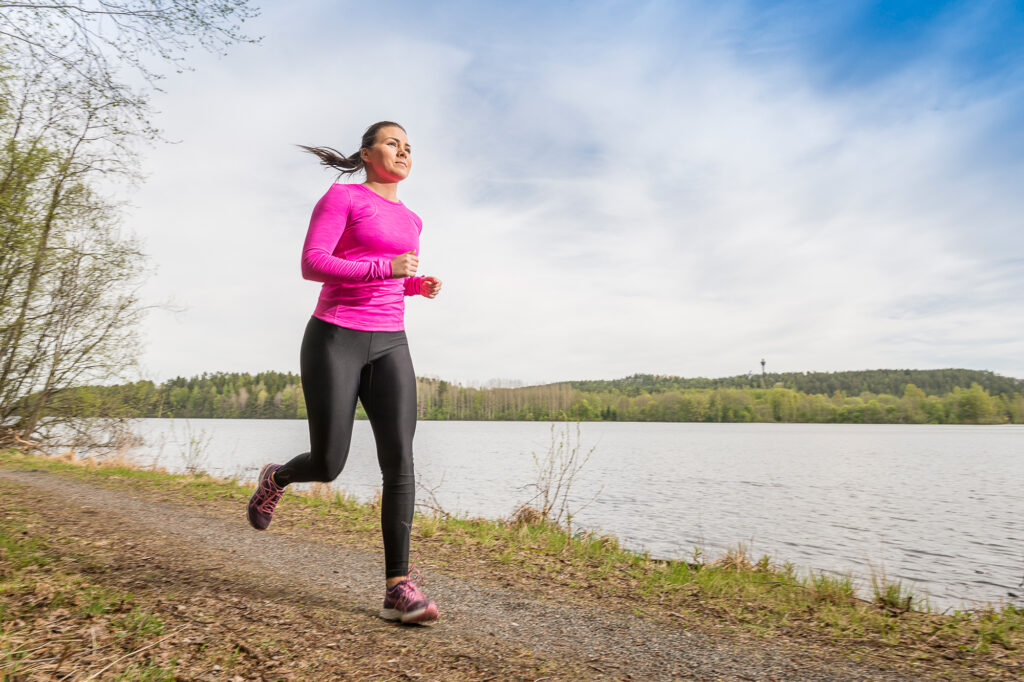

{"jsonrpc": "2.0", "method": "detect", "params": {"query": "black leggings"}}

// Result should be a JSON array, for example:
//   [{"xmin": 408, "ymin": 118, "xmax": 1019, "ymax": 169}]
[{"xmin": 275, "ymin": 316, "xmax": 417, "ymax": 578}]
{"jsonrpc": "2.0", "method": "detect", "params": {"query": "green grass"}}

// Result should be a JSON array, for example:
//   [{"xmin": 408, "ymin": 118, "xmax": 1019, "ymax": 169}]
[
  {"xmin": 871, "ymin": 570, "xmax": 917, "ymax": 611},
  {"xmin": 0, "ymin": 534, "xmax": 50, "ymax": 571},
  {"xmin": 79, "ymin": 585, "xmax": 125, "ymax": 616},
  {"xmin": 116, "ymin": 660, "xmax": 178, "ymax": 681}
]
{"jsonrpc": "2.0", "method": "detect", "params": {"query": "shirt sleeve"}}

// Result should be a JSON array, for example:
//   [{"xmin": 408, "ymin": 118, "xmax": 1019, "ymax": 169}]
[
  {"xmin": 300, "ymin": 186, "xmax": 393, "ymax": 283},
  {"xmin": 403, "ymin": 276, "xmax": 425, "ymax": 297}
]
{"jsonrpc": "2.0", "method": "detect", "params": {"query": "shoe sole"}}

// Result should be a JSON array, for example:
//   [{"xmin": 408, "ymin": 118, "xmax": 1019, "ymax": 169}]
[{"xmin": 380, "ymin": 603, "xmax": 439, "ymax": 624}]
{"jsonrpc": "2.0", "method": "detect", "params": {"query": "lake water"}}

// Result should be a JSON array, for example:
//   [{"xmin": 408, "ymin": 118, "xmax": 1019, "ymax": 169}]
[{"xmin": 126, "ymin": 418, "xmax": 1023, "ymax": 611}]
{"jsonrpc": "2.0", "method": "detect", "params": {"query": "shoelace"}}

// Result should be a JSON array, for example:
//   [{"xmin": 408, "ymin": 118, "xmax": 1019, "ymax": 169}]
[
  {"xmin": 255, "ymin": 477, "xmax": 283, "ymax": 514},
  {"xmin": 406, "ymin": 564, "xmax": 423, "ymax": 587},
  {"xmin": 392, "ymin": 565, "xmax": 427, "ymax": 608}
]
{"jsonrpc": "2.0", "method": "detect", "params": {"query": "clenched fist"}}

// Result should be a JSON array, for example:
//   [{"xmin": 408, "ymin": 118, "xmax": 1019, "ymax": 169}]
[
  {"xmin": 419, "ymin": 276, "xmax": 442, "ymax": 298},
  {"xmin": 391, "ymin": 250, "xmax": 418, "ymax": 277}
]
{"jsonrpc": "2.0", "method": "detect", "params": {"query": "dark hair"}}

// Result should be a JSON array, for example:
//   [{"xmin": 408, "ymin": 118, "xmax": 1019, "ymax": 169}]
[{"xmin": 297, "ymin": 121, "xmax": 406, "ymax": 176}]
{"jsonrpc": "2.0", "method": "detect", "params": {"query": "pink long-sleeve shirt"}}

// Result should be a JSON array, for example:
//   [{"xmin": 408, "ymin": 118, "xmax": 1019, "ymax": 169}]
[{"xmin": 301, "ymin": 183, "xmax": 425, "ymax": 331}]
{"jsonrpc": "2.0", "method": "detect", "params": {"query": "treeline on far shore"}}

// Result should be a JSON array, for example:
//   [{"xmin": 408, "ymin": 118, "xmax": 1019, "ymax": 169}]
[{"xmin": 47, "ymin": 368, "xmax": 1024, "ymax": 424}]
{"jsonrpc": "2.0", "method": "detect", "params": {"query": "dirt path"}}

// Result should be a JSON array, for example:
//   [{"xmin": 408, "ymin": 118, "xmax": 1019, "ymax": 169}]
[{"xmin": 0, "ymin": 468, "xmax": 916, "ymax": 680}]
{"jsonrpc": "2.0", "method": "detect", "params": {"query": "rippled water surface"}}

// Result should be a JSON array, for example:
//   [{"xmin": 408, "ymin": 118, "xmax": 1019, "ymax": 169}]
[{"xmin": 130, "ymin": 419, "xmax": 1023, "ymax": 610}]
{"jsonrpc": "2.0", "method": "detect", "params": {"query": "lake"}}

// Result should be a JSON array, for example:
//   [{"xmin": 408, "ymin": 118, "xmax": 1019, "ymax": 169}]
[{"xmin": 126, "ymin": 418, "xmax": 1023, "ymax": 611}]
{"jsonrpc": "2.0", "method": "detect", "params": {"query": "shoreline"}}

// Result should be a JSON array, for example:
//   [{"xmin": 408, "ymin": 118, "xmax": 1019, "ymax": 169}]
[{"xmin": 122, "ymin": 417, "xmax": 1023, "ymax": 611}]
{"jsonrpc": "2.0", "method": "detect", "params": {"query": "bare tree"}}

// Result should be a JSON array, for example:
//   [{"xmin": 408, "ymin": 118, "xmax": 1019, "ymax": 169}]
[
  {"xmin": 0, "ymin": 1, "xmax": 259, "ymax": 450},
  {"xmin": 514, "ymin": 421, "xmax": 602, "ymax": 535},
  {"xmin": 0, "ymin": 1, "xmax": 259, "ymax": 127},
  {"xmin": 0, "ymin": 71, "xmax": 147, "ymax": 449}
]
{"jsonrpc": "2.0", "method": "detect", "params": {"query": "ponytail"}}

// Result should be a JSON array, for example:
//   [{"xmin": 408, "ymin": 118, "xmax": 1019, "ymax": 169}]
[
  {"xmin": 296, "ymin": 145, "xmax": 363, "ymax": 176},
  {"xmin": 298, "ymin": 120, "xmax": 406, "ymax": 178}
]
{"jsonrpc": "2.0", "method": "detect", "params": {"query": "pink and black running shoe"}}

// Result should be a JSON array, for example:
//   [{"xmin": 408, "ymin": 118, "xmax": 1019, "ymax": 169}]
[
  {"xmin": 247, "ymin": 463, "xmax": 284, "ymax": 530},
  {"xmin": 380, "ymin": 568, "xmax": 439, "ymax": 624}
]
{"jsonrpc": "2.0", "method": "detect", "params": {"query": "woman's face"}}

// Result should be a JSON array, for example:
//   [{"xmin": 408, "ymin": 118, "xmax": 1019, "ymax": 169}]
[{"xmin": 361, "ymin": 126, "xmax": 412, "ymax": 182}]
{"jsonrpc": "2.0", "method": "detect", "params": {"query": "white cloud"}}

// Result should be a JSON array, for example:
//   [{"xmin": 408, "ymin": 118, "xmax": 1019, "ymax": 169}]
[{"xmin": 127, "ymin": 1, "xmax": 1024, "ymax": 384}]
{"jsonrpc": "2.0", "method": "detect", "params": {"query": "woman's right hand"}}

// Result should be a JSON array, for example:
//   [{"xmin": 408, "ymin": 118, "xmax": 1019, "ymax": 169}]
[{"xmin": 391, "ymin": 250, "xmax": 418, "ymax": 277}]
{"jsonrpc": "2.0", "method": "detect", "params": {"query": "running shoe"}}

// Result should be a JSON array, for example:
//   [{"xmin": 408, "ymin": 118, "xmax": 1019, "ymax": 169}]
[
  {"xmin": 380, "ymin": 568, "xmax": 439, "ymax": 624},
  {"xmin": 247, "ymin": 463, "xmax": 284, "ymax": 530}
]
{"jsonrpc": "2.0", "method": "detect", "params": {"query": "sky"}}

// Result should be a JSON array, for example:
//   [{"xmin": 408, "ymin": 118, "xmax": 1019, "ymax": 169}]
[{"xmin": 126, "ymin": 0, "xmax": 1024, "ymax": 386}]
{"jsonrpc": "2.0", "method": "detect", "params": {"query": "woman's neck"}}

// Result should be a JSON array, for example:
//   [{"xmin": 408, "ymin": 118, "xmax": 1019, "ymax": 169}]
[{"xmin": 362, "ymin": 180, "xmax": 400, "ymax": 202}]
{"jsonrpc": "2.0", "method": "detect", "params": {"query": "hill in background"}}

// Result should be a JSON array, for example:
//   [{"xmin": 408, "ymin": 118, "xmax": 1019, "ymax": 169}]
[{"xmin": 568, "ymin": 368, "xmax": 1024, "ymax": 397}]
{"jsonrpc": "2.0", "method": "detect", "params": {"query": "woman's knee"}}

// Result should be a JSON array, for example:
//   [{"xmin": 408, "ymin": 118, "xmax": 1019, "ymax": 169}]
[
  {"xmin": 309, "ymin": 454, "xmax": 345, "ymax": 482},
  {"xmin": 381, "ymin": 453, "xmax": 414, "ymax": 487}
]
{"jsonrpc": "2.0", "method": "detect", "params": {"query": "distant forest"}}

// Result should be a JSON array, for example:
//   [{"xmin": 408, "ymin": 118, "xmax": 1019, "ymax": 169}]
[{"xmin": 50, "ymin": 368, "xmax": 1024, "ymax": 424}]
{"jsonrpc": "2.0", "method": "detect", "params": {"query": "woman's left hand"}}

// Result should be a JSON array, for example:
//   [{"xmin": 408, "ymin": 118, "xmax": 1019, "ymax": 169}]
[{"xmin": 419, "ymin": 276, "xmax": 442, "ymax": 298}]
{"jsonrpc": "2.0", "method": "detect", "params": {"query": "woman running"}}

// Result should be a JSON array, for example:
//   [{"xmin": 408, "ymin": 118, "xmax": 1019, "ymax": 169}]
[{"xmin": 246, "ymin": 121, "xmax": 442, "ymax": 624}]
